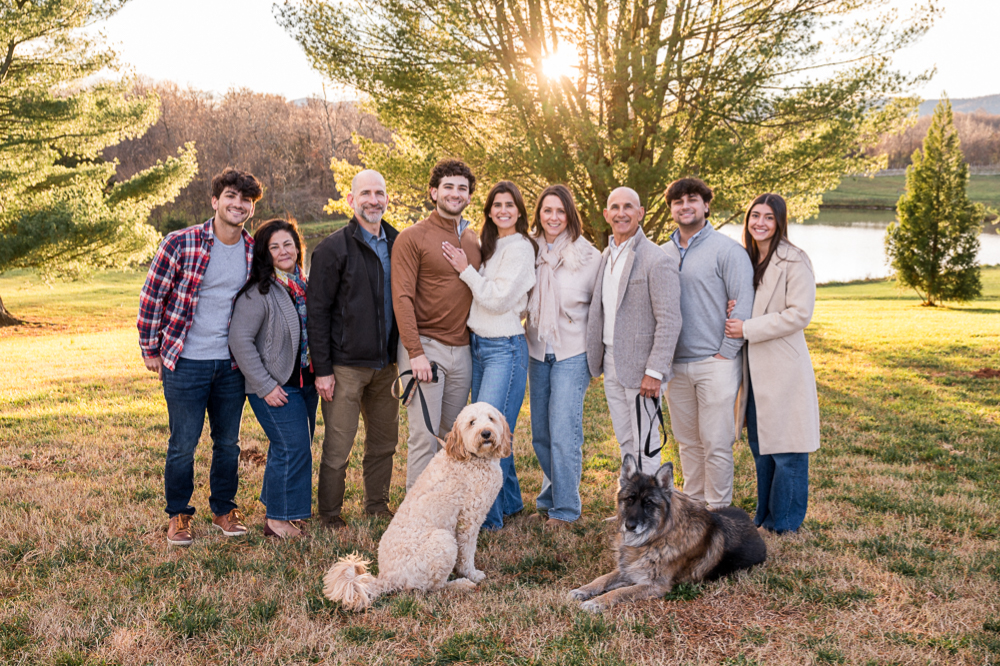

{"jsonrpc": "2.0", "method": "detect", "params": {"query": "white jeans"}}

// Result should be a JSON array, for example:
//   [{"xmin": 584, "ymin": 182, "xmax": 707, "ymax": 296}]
[
  {"xmin": 666, "ymin": 356, "xmax": 742, "ymax": 508},
  {"xmin": 603, "ymin": 348, "xmax": 663, "ymax": 474}
]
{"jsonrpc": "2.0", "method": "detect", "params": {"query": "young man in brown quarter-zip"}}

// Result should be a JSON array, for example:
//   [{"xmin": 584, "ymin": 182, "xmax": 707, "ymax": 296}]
[{"xmin": 391, "ymin": 159, "xmax": 483, "ymax": 489}]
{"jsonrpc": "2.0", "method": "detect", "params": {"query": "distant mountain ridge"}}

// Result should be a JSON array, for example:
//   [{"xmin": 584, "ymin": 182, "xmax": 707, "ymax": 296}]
[{"xmin": 919, "ymin": 94, "xmax": 1000, "ymax": 116}]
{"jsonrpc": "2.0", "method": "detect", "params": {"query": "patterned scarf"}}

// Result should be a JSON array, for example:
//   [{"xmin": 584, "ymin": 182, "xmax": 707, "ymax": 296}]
[{"xmin": 274, "ymin": 267, "xmax": 311, "ymax": 369}]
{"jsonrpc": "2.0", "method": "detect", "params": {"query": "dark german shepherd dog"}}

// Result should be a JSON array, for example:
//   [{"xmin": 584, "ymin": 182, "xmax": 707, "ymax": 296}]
[{"xmin": 569, "ymin": 454, "xmax": 766, "ymax": 612}]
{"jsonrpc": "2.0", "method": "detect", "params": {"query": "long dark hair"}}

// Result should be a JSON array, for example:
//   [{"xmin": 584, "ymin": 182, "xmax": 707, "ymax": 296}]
[
  {"xmin": 531, "ymin": 184, "xmax": 583, "ymax": 242},
  {"xmin": 236, "ymin": 218, "xmax": 305, "ymax": 299},
  {"xmin": 480, "ymin": 181, "xmax": 537, "ymax": 264},
  {"xmin": 742, "ymin": 193, "xmax": 789, "ymax": 290}
]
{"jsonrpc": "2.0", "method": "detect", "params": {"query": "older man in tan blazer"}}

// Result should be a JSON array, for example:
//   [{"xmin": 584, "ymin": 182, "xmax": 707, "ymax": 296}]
[{"xmin": 586, "ymin": 187, "xmax": 682, "ymax": 472}]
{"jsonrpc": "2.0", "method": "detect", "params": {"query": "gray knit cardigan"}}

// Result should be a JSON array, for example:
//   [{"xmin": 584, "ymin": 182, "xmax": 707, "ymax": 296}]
[{"xmin": 228, "ymin": 279, "xmax": 301, "ymax": 398}]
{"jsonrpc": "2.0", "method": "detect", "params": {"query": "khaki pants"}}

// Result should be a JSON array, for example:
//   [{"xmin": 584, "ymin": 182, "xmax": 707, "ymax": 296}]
[
  {"xmin": 603, "ymin": 347, "xmax": 663, "ymax": 474},
  {"xmin": 318, "ymin": 363, "xmax": 399, "ymax": 518},
  {"xmin": 397, "ymin": 336, "xmax": 472, "ymax": 490},
  {"xmin": 666, "ymin": 356, "xmax": 742, "ymax": 509}
]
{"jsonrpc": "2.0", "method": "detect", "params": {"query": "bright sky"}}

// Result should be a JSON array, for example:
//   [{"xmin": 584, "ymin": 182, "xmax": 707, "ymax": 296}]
[{"xmin": 95, "ymin": 0, "xmax": 999, "ymax": 101}]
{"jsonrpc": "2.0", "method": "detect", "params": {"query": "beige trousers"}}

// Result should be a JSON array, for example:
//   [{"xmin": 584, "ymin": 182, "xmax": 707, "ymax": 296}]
[
  {"xmin": 665, "ymin": 356, "xmax": 742, "ymax": 508},
  {"xmin": 603, "ymin": 347, "xmax": 663, "ymax": 474},
  {"xmin": 397, "ymin": 336, "xmax": 472, "ymax": 489},
  {"xmin": 318, "ymin": 363, "xmax": 399, "ymax": 519}
]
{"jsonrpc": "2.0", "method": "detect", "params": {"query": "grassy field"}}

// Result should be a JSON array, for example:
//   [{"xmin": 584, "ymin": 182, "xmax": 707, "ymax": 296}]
[
  {"xmin": 1, "ymin": 268, "xmax": 999, "ymax": 665},
  {"xmin": 823, "ymin": 174, "xmax": 1000, "ymax": 209}
]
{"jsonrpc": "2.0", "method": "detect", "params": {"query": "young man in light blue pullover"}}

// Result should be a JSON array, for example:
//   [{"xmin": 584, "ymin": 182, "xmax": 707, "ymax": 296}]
[{"xmin": 661, "ymin": 178, "xmax": 754, "ymax": 509}]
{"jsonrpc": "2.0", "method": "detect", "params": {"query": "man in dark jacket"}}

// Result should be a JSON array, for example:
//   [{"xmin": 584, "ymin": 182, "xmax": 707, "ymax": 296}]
[{"xmin": 307, "ymin": 169, "xmax": 399, "ymax": 529}]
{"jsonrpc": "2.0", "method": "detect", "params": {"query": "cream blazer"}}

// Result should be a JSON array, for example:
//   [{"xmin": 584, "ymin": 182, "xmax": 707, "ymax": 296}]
[{"xmin": 736, "ymin": 242, "xmax": 820, "ymax": 455}]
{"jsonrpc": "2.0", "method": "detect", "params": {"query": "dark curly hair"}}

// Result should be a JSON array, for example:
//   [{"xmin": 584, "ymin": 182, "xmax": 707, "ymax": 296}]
[
  {"xmin": 236, "ymin": 218, "xmax": 304, "ymax": 299},
  {"xmin": 428, "ymin": 159, "xmax": 476, "ymax": 197},
  {"xmin": 211, "ymin": 167, "xmax": 264, "ymax": 201},
  {"xmin": 664, "ymin": 177, "xmax": 714, "ymax": 217}
]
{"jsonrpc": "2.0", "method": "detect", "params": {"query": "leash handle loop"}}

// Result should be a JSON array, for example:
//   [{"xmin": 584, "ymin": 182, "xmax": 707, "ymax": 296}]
[{"xmin": 634, "ymin": 393, "xmax": 667, "ymax": 473}]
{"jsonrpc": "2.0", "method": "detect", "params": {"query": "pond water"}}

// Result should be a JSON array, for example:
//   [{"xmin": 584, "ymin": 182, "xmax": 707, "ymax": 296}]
[{"xmin": 717, "ymin": 210, "xmax": 1000, "ymax": 284}]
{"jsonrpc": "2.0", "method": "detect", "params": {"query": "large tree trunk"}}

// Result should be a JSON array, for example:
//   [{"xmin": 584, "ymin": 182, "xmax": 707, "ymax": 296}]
[{"xmin": 0, "ymin": 294, "xmax": 22, "ymax": 327}]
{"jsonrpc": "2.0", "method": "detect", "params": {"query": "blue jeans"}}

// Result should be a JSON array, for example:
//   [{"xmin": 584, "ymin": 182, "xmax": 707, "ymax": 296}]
[
  {"xmin": 470, "ymin": 332, "xmax": 527, "ymax": 530},
  {"xmin": 746, "ymin": 376, "xmax": 809, "ymax": 533},
  {"xmin": 247, "ymin": 385, "xmax": 318, "ymax": 521},
  {"xmin": 529, "ymin": 352, "xmax": 591, "ymax": 522},
  {"xmin": 162, "ymin": 358, "xmax": 246, "ymax": 517}
]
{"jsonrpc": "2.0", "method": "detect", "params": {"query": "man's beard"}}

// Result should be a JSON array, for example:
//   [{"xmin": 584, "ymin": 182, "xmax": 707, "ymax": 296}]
[
  {"xmin": 358, "ymin": 206, "xmax": 385, "ymax": 225},
  {"xmin": 436, "ymin": 198, "xmax": 468, "ymax": 217}
]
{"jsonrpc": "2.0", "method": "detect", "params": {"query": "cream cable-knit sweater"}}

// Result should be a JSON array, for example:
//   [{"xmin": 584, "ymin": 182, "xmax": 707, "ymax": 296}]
[{"xmin": 459, "ymin": 233, "xmax": 537, "ymax": 338}]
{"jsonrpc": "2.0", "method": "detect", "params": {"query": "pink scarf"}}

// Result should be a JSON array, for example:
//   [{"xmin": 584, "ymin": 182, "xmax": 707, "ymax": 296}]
[{"xmin": 526, "ymin": 232, "xmax": 571, "ymax": 349}]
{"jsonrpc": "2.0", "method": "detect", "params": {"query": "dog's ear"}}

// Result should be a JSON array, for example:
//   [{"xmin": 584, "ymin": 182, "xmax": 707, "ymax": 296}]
[
  {"xmin": 620, "ymin": 454, "xmax": 638, "ymax": 484},
  {"xmin": 654, "ymin": 461, "xmax": 674, "ymax": 492},
  {"xmin": 443, "ymin": 421, "xmax": 469, "ymax": 461},
  {"xmin": 498, "ymin": 413, "xmax": 512, "ymax": 458}
]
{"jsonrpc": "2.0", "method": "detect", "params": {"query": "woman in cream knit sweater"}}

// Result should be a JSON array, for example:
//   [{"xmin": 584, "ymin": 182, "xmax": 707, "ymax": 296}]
[{"xmin": 442, "ymin": 180, "xmax": 537, "ymax": 530}]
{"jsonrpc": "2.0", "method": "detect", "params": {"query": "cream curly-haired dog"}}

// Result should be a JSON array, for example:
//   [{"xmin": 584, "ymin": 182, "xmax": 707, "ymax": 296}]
[{"xmin": 323, "ymin": 402, "xmax": 510, "ymax": 611}]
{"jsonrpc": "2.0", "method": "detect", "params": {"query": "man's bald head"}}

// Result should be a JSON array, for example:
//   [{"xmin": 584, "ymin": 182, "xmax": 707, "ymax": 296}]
[
  {"xmin": 352, "ymin": 169, "xmax": 386, "ymax": 195},
  {"xmin": 607, "ymin": 186, "xmax": 641, "ymax": 209},
  {"xmin": 347, "ymin": 169, "xmax": 388, "ymax": 227}
]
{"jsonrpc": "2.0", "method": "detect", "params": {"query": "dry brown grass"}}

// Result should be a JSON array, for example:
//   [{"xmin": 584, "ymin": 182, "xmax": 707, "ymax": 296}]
[{"xmin": 1, "ymin": 269, "xmax": 999, "ymax": 665}]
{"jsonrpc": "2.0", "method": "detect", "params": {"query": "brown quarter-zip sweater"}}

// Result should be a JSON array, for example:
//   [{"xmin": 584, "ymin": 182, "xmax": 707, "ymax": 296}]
[{"xmin": 391, "ymin": 210, "xmax": 483, "ymax": 358}]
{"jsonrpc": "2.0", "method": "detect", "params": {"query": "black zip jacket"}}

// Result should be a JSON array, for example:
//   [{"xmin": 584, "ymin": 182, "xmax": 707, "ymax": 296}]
[{"xmin": 306, "ymin": 217, "xmax": 399, "ymax": 374}]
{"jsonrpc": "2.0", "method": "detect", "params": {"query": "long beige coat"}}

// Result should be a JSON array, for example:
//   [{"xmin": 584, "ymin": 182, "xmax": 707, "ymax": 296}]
[{"xmin": 736, "ymin": 242, "xmax": 820, "ymax": 455}]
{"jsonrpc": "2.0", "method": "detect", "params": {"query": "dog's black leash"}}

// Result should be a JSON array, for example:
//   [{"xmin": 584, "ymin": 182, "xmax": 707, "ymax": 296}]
[
  {"xmin": 393, "ymin": 363, "xmax": 441, "ymax": 439},
  {"xmin": 634, "ymin": 394, "xmax": 668, "ymax": 473}
]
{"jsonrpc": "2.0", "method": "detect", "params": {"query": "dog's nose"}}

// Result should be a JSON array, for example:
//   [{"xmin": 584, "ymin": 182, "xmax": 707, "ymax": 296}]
[
  {"xmin": 481, "ymin": 429, "xmax": 493, "ymax": 440},
  {"xmin": 625, "ymin": 518, "xmax": 638, "ymax": 531}
]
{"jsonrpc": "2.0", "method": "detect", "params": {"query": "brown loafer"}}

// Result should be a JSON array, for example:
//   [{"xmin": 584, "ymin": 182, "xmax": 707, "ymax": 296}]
[
  {"xmin": 167, "ymin": 514, "xmax": 194, "ymax": 547},
  {"xmin": 212, "ymin": 508, "xmax": 248, "ymax": 537},
  {"xmin": 320, "ymin": 516, "xmax": 348, "ymax": 530}
]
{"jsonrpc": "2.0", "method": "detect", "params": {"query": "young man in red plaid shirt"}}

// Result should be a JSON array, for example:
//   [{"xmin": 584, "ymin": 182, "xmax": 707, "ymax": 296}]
[{"xmin": 138, "ymin": 168, "xmax": 263, "ymax": 547}]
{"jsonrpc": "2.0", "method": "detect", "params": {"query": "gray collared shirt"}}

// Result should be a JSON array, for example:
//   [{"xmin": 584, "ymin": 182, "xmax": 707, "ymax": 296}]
[
  {"xmin": 671, "ymin": 224, "xmax": 708, "ymax": 260},
  {"xmin": 359, "ymin": 224, "xmax": 393, "ymax": 345}
]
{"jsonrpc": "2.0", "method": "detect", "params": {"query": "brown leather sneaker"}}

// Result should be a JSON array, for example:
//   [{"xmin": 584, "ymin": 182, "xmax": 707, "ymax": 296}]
[
  {"xmin": 212, "ymin": 508, "xmax": 248, "ymax": 537},
  {"xmin": 366, "ymin": 509, "xmax": 395, "ymax": 520},
  {"xmin": 525, "ymin": 512, "xmax": 547, "ymax": 524},
  {"xmin": 167, "ymin": 514, "xmax": 194, "ymax": 547},
  {"xmin": 545, "ymin": 518, "xmax": 572, "ymax": 530}
]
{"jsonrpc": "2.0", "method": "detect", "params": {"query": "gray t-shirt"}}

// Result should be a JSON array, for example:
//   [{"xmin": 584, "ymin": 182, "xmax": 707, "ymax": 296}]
[{"xmin": 180, "ymin": 235, "xmax": 248, "ymax": 360}]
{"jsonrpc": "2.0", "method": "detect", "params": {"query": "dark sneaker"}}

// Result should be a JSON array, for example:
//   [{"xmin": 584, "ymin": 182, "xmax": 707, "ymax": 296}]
[
  {"xmin": 366, "ymin": 509, "xmax": 395, "ymax": 520},
  {"xmin": 167, "ymin": 514, "xmax": 194, "ymax": 547},
  {"xmin": 320, "ymin": 515, "xmax": 348, "ymax": 530},
  {"xmin": 212, "ymin": 508, "xmax": 248, "ymax": 537}
]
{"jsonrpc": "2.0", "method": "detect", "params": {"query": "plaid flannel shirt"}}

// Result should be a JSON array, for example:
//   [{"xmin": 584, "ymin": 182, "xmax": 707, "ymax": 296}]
[{"xmin": 137, "ymin": 219, "xmax": 254, "ymax": 371}]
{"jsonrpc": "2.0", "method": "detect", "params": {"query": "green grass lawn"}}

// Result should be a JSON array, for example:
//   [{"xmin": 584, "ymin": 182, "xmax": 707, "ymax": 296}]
[
  {"xmin": 824, "ymin": 174, "xmax": 1000, "ymax": 209},
  {"xmin": 1, "ymin": 269, "xmax": 999, "ymax": 665}
]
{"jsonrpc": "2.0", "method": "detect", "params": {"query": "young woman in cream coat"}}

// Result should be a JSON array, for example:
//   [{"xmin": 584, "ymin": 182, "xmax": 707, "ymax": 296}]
[{"xmin": 725, "ymin": 193, "xmax": 820, "ymax": 533}]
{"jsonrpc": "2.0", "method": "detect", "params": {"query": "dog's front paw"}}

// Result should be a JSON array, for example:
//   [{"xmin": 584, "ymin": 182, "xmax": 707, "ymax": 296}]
[
  {"xmin": 568, "ymin": 588, "xmax": 591, "ymax": 601},
  {"xmin": 580, "ymin": 599, "xmax": 606, "ymax": 613},
  {"xmin": 466, "ymin": 569, "xmax": 486, "ymax": 583}
]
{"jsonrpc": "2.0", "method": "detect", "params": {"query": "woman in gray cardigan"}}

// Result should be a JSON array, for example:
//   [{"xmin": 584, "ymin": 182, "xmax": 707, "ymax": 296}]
[{"xmin": 229, "ymin": 219, "xmax": 317, "ymax": 539}]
